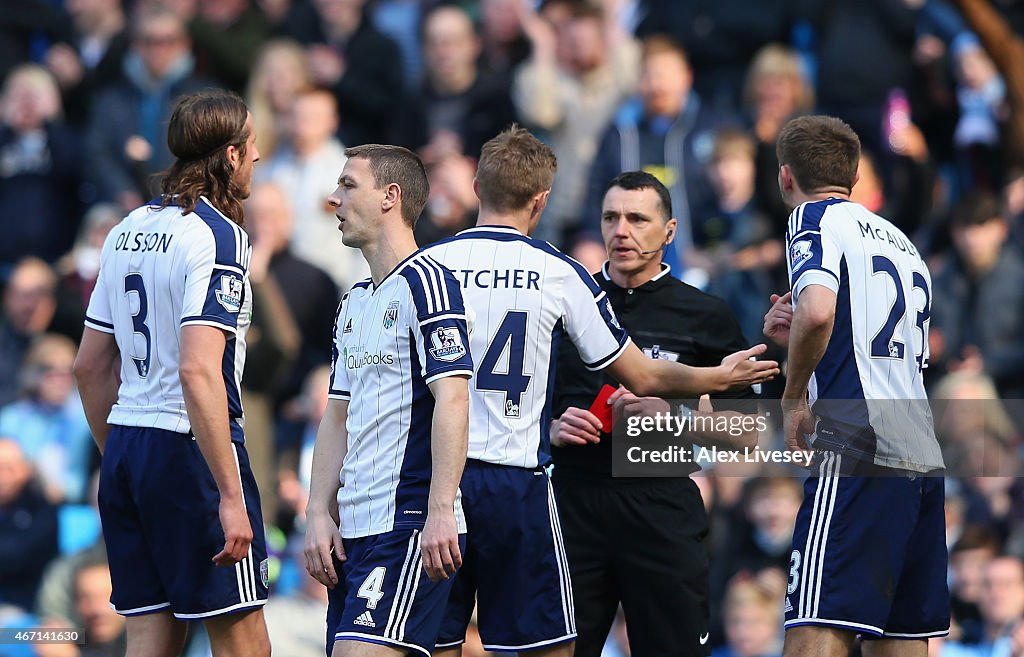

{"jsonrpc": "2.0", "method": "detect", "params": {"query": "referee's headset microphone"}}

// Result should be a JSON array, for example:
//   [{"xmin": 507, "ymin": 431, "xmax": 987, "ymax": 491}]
[{"xmin": 638, "ymin": 227, "xmax": 674, "ymax": 255}]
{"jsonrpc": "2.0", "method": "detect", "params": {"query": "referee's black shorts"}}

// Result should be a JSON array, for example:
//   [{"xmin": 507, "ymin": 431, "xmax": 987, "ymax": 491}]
[{"xmin": 552, "ymin": 471, "xmax": 710, "ymax": 657}]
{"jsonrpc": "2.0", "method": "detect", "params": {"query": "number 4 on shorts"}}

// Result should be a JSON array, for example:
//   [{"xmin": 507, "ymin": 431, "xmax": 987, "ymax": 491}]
[{"xmin": 357, "ymin": 567, "xmax": 387, "ymax": 609}]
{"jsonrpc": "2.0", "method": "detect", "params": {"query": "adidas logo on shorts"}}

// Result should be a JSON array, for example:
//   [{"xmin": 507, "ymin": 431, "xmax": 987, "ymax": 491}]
[{"xmin": 353, "ymin": 611, "xmax": 376, "ymax": 628}]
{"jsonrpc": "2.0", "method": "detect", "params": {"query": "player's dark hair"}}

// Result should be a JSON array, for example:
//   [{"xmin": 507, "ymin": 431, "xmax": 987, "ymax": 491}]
[
  {"xmin": 345, "ymin": 144, "xmax": 429, "ymax": 227},
  {"xmin": 605, "ymin": 171, "xmax": 673, "ymax": 220},
  {"xmin": 161, "ymin": 90, "xmax": 250, "ymax": 225},
  {"xmin": 776, "ymin": 115, "xmax": 860, "ymax": 194},
  {"xmin": 476, "ymin": 125, "xmax": 557, "ymax": 213},
  {"xmin": 951, "ymin": 190, "xmax": 1003, "ymax": 228}
]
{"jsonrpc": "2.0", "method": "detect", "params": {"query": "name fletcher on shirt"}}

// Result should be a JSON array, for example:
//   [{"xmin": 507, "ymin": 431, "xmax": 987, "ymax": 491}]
[{"xmin": 456, "ymin": 268, "xmax": 541, "ymax": 290}]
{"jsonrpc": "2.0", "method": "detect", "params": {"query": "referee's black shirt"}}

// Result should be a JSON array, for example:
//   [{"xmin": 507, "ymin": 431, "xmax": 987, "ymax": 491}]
[{"xmin": 551, "ymin": 262, "xmax": 757, "ymax": 480}]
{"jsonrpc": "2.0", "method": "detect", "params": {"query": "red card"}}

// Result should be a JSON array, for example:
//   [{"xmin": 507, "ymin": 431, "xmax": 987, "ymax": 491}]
[{"xmin": 588, "ymin": 384, "xmax": 618, "ymax": 433}]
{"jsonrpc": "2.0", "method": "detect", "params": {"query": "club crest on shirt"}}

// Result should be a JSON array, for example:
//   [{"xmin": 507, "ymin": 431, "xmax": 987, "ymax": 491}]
[
  {"xmin": 790, "ymin": 240, "xmax": 813, "ymax": 272},
  {"xmin": 383, "ymin": 300, "xmax": 400, "ymax": 330},
  {"xmin": 215, "ymin": 274, "xmax": 242, "ymax": 313},
  {"xmin": 429, "ymin": 326, "xmax": 467, "ymax": 362}
]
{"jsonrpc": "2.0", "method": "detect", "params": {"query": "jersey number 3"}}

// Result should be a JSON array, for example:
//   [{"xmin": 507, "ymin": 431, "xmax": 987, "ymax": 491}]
[
  {"xmin": 124, "ymin": 273, "xmax": 152, "ymax": 378},
  {"xmin": 477, "ymin": 310, "xmax": 531, "ymax": 419}
]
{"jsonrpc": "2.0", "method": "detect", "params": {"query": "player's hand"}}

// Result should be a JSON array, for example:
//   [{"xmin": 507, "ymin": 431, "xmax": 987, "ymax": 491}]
[
  {"xmin": 608, "ymin": 387, "xmax": 672, "ymax": 420},
  {"xmin": 782, "ymin": 398, "xmax": 816, "ymax": 456},
  {"xmin": 213, "ymin": 497, "xmax": 253, "ymax": 566},
  {"xmin": 551, "ymin": 407, "xmax": 602, "ymax": 447},
  {"xmin": 763, "ymin": 292, "xmax": 793, "ymax": 348},
  {"xmin": 719, "ymin": 344, "xmax": 779, "ymax": 390},
  {"xmin": 421, "ymin": 508, "xmax": 462, "ymax": 582},
  {"xmin": 304, "ymin": 510, "xmax": 345, "ymax": 588}
]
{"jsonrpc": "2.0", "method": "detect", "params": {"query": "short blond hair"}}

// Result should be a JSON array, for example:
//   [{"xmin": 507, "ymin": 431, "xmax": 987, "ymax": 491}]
[{"xmin": 476, "ymin": 125, "xmax": 557, "ymax": 212}]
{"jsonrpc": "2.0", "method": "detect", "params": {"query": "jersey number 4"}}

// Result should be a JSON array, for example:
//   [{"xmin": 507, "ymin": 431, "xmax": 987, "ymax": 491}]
[
  {"xmin": 124, "ymin": 273, "xmax": 151, "ymax": 378},
  {"xmin": 869, "ymin": 255, "xmax": 930, "ymax": 372},
  {"xmin": 477, "ymin": 311, "xmax": 532, "ymax": 418}
]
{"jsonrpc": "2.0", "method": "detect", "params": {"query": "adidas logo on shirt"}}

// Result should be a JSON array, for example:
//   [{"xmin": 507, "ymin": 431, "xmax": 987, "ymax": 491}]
[
  {"xmin": 353, "ymin": 611, "xmax": 376, "ymax": 628},
  {"xmin": 343, "ymin": 319, "xmax": 354, "ymax": 334}
]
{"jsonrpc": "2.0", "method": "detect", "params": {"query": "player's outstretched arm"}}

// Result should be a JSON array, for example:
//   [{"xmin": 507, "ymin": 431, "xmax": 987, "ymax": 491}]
[
  {"xmin": 422, "ymin": 374, "xmax": 470, "ymax": 582},
  {"xmin": 304, "ymin": 398, "xmax": 349, "ymax": 588},
  {"xmin": 605, "ymin": 342, "xmax": 779, "ymax": 398},
  {"xmin": 179, "ymin": 325, "xmax": 252, "ymax": 568},
  {"xmin": 74, "ymin": 327, "xmax": 121, "ymax": 454}
]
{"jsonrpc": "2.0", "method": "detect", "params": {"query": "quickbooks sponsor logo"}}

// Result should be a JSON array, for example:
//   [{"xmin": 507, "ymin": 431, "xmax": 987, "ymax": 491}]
[{"xmin": 344, "ymin": 347, "xmax": 395, "ymax": 369}]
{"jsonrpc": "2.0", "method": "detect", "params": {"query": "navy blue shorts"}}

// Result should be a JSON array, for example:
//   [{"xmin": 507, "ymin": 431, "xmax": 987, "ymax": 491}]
[
  {"xmin": 437, "ymin": 460, "xmax": 575, "ymax": 652},
  {"xmin": 327, "ymin": 528, "xmax": 465, "ymax": 657},
  {"xmin": 784, "ymin": 451, "xmax": 950, "ymax": 639},
  {"xmin": 98, "ymin": 425, "xmax": 268, "ymax": 619}
]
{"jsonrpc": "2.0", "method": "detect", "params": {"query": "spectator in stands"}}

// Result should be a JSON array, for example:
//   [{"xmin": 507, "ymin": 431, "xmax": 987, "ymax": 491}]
[
  {"xmin": 66, "ymin": 557, "xmax": 125, "ymax": 657},
  {"xmin": 0, "ymin": 64, "xmax": 85, "ymax": 271},
  {"xmin": 397, "ymin": 4, "xmax": 516, "ymax": 161},
  {"xmin": 245, "ymin": 39, "xmax": 312, "ymax": 158},
  {"xmin": 807, "ymin": 0, "xmax": 921, "ymax": 161},
  {"xmin": 84, "ymin": 5, "xmax": 212, "ymax": 209},
  {"xmin": 579, "ymin": 36, "xmax": 723, "ymax": 278},
  {"xmin": 0, "ymin": 0, "xmax": 72, "ymax": 85},
  {"xmin": 0, "ymin": 437, "xmax": 59, "ymax": 613},
  {"xmin": 244, "ymin": 183, "xmax": 339, "ymax": 501},
  {"xmin": 479, "ymin": 0, "xmax": 531, "ymax": 74},
  {"xmin": 258, "ymin": 88, "xmax": 367, "ymax": 288},
  {"xmin": 711, "ymin": 476, "xmax": 801, "ymax": 634},
  {"xmin": 943, "ymin": 556, "xmax": 1024, "ymax": 657},
  {"xmin": 951, "ymin": 32, "xmax": 1007, "ymax": 192},
  {"xmin": 414, "ymin": 152, "xmax": 478, "ymax": 247},
  {"xmin": 240, "ymin": 183, "xmax": 306, "ymax": 525},
  {"xmin": 513, "ymin": 1, "xmax": 640, "ymax": 247},
  {"xmin": 0, "ymin": 334, "xmax": 93, "ymax": 504},
  {"xmin": 930, "ymin": 192, "xmax": 1024, "ymax": 401},
  {"xmin": 713, "ymin": 570, "xmax": 786, "ymax": 657},
  {"xmin": 636, "ymin": 0, "xmax": 794, "ymax": 113},
  {"xmin": 36, "ymin": 474, "xmax": 105, "ymax": 629},
  {"xmin": 181, "ymin": 0, "xmax": 271, "ymax": 94},
  {"xmin": 370, "ymin": 0, "xmax": 424, "ymax": 90},
  {"xmin": 283, "ymin": 0, "xmax": 403, "ymax": 146},
  {"xmin": 949, "ymin": 527, "xmax": 1001, "ymax": 644},
  {"xmin": 700, "ymin": 129, "xmax": 782, "ymax": 341},
  {"xmin": 742, "ymin": 44, "xmax": 814, "ymax": 231},
  {"xmin": 0, "ymin": 258, "xmax": 58, "ymax": 406},
  {"xmin": 43, "ymin": 0, "xmax": 129, "ymax": 127},
  {"xmin": 49, "ymin": 203, "xmax": 121, "ymax": 342}
]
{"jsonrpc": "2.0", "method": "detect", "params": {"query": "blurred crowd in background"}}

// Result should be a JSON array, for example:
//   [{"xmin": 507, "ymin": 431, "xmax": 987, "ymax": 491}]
[{"xmin": 1, "ymin": 0, "xmax": 1024, "ymax": 655}]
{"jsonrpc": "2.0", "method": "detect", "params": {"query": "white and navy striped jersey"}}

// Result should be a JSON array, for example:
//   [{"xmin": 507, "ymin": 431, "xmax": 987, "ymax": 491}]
[
  {"xmin": 423, "ymin": 226, "xmax": 631, "ymax": 469},
  {"xmin": 84, "ymin": 197, "xmax": 252, "ymax": 442},
  {"xmin": 786, "ymin": 199, "xmax": 943, "ymax": 472},
  {"xmin": 329, "ymin": 252, "xmax": 474, "ymax": 539}
]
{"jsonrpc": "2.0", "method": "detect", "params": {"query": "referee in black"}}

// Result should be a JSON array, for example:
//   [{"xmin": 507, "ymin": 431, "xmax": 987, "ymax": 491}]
[{"xmin": 551, "ymin": 171, "xmax": 758, "ymax": 657}]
